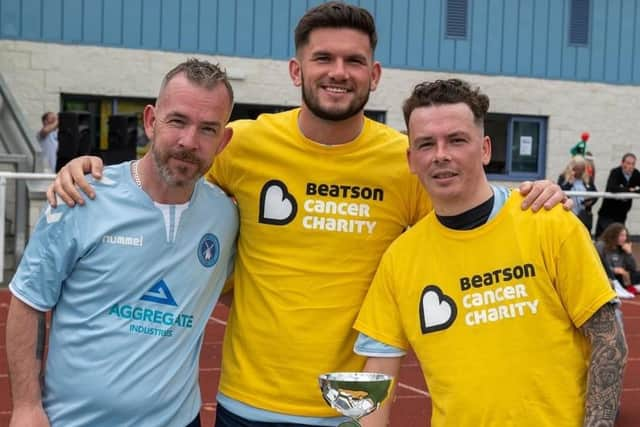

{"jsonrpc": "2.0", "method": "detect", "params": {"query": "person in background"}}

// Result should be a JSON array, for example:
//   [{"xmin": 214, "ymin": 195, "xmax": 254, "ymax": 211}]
[
  {"xmin": 37, "ymin": 111, "xmax": 58, "ymax": 171},
  {"xmin": 558, "ymin": 155, "xmax": 597, "ymax": 233},
  {"xmin": 6, "ymin": 59, "xmax": 237, "ymax": 427},
  {"xmin": 595, "ymin": 153, "xmax": 640, "ymax": 238},
  {"xmin": 355, "ymin": 78, "xmax": 627, "ymax": 427},
  {"xmin": 585, "ymin": 151, "xmax": 596, "ymax": 183},
  {"xmin": 596, "ymin": 222, "xmax": 640, "ymax": 297}
]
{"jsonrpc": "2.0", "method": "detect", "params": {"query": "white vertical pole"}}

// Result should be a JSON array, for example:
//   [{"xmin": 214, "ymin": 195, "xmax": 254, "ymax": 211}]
[{"xmin": 0, "ymin": 176, "xmax": 6, "ymax": 284}]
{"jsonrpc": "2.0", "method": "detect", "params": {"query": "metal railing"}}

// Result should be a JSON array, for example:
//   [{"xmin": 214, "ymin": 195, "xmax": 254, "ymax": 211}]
[
  {"xmin": 1, "ymin": 171, "xmax": 55, "ymax": 283},
  {"xmin": 1, "ymin": 175, "xmax": 640, "ymax": 284},
  {"xmin": 565, "ymin": 190, "xmax": 640, "ymax": 199}
]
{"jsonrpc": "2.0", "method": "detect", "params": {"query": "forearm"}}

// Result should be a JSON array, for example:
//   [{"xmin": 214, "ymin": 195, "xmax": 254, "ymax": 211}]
[
  {"xmin": 360, "ymin": 357, "xmax": 402, "ymax": 427},
  {"xmin": 581, "ymin": 303, "xmax": 628, "ymax": 427},
  {"xmin": 6, "ymin": 296, "xmax": 47, "ymax": 408}
]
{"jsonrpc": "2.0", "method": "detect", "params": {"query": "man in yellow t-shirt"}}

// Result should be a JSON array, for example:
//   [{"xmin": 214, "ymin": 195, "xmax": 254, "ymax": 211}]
[
  {"xmin": 355, "ymin": 79, "xmax": 627, "ymax": 427},
  {"xmin": 48, "ymin": 4, "xmax": 571, "ymax": 426}
]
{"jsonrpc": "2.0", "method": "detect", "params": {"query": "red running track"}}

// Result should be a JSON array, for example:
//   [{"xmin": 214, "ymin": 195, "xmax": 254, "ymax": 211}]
[{"xmin": 0, "ymin": 289, "xmax": 638, "ymax": 426}]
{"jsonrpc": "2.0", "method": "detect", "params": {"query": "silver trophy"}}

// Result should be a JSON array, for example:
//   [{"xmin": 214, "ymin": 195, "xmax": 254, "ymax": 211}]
[{"xmin": 318, "ymin": 372, "xmax": 393, "ymax": 427}]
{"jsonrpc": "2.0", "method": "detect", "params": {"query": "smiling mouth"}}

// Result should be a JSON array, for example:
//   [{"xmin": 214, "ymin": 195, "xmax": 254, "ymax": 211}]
[
  {"xmin": 322, "ymin": 85, "xmax": 350, "ymax": 94},
  {"xmin": 432, "ymin": 171, "xmax": 458, "ymax": 179}
]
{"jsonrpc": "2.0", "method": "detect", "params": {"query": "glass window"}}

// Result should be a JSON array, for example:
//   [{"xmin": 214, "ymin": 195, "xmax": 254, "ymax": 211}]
[{"xmin": 485, "ymin": 114, "xmax": 547, "ymax": 180}]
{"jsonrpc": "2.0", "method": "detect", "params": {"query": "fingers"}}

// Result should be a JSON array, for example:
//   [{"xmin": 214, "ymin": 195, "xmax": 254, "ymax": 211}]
[
  {"xmin": 52, "ymin": 165, "xmax": 85, "ymax": 206},
  {"xmin": 519, "ymin": 181, "xmax": 543, "ymax": 212},
  {"xmin": 519, "ymin": 180, "xmax": 568, "ymax": 212},
  {"xmin": 561, "ymin": 196, "xmax": 574, "ymax": 212},
  {"xmin": 48, "ymin": 156, "xmax": 103, "ymax": 207},
  {"xmin": 88, "ymin": 156, "xmax": 104, "ymax": 179},
  {"xmin": 45, "ymin": 186, "xmax": 57, "ymax": 207}
]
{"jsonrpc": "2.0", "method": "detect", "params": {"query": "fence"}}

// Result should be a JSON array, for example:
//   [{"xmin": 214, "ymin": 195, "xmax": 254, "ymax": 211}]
[
  {"xmin": 0, "ymin": 171, "xmax": 55, "ymax": 283},
  {"xmin": 2, "ymin": 173, "xmax": 640, "ymax": 284}
]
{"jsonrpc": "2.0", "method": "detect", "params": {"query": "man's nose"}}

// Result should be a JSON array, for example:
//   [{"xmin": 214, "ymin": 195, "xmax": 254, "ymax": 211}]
[
  {"xmin": 434, "ymin": 141, "xmax": 451, "ymax": 161},
  {"xmin": 179, "ymin": 126, "xmax": 199, "ymax": 149},
  {"xmin": 328, "ymin": 59, "xmax": 347, "ymax": 80}
]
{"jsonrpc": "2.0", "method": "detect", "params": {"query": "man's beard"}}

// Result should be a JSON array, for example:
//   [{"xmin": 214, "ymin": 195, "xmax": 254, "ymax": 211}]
[
  {"xmin": 151, "ymin": 143, "xmax": 203, "ymax": 188},
  {"xmin": 300, "ymin": 72, "xmax": 370, "ymax": 122}
]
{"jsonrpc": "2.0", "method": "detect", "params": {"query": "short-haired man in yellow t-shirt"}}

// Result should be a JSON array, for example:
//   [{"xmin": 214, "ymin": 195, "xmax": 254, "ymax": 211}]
[{"xmin": 355, "ymin": 79, "xmax": 628, "ymax": 427}]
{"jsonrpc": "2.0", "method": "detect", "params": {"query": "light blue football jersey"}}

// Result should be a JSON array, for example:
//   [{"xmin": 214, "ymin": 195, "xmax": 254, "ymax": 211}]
[{"xmin": 10, "ymin": 161, "xmax": 238, "ymax": 427}]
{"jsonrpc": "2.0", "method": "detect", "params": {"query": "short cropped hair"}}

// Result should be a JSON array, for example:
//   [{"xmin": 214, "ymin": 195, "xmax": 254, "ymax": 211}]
[
  {"xmin": 294, "ymin": 1, "xmax": 377, "ymax": 53},
  {"xmin": 160, "ymin": 58, "xmax": 234, "ymax": 107},
  {"xmin": 402, "ymin": 79, "xmax": 490, "ymax": 130},
  {"xmin": 622, "ymin": 153, "xmax": 636, "ymax": 163}
]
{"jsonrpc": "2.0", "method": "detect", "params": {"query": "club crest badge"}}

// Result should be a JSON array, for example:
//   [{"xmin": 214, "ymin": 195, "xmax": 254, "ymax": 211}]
[{"xmin": 198, "ymin": 233, "xmax": 220, "ymax": 268}]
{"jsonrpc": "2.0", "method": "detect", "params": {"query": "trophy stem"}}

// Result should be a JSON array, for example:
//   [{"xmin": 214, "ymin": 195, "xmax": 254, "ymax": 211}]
[{"xmin": 337, "ymin": 421, "xmax": 361, "ymax": 427}]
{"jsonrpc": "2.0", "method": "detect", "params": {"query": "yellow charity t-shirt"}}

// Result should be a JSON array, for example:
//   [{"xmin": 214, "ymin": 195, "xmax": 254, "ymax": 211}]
[
  {"xmin": 206, "ymin": 108, "xmax": 432, "ymax": 416},
  {"xmin": 355, "ymin": 192, "xmax": 616, "ymax": 427}
]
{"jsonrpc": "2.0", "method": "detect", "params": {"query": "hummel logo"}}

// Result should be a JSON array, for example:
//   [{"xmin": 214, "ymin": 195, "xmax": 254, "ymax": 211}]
[
  {"xmin": 140, "ymin": 280, "xmax": 178, "ymax": 306},
  {"xmin": 103, "ymin": 234, "xmax": 143, "ymax": 247}
]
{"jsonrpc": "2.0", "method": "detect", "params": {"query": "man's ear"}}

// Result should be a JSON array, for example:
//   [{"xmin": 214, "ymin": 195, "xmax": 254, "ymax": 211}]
[
  {"xmin": 482, "ymin": 135, "xmax": 492, "ymax": 166},
  {"xmin": 143, "ymin": 104, "xmax": 156, "ymax": 141},
  {"xmin": 289, "ymin": 57, "xmax": 302, "ymax": 87},
  {"xmin": 215, "ymin": 127, "xmax": 234, "ymax": 155},
  {"xmin": 369, "ymin": 61, "xmax": 382, "ymax": 92}
]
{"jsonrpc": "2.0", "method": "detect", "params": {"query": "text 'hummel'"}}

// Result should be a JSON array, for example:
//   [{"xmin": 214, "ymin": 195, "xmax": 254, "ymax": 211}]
[{"xmin": 102, "ymin": 234, "xmax": 143, "ymax": 247}]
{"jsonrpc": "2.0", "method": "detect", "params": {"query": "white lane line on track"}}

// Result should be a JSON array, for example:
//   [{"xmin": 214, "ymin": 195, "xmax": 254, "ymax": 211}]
[
  {"xmin": 208, "ymin": 316, "xmax": 227, "ymax": 326},
  {"xmin": 397, "ymin": 382, "xmax": 430, "ymax": 397}
]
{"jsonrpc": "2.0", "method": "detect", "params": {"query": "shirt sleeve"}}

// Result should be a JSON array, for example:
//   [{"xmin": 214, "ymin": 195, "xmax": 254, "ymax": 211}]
[
  {"xmin": 9, "ymin": 204, "xmax": 81, "ymax": 311},
  {"xmin": 553, "ymin": 215, "xmax": 617, "ymax": 327},
  {"xmin": 353, "ymin": 332, "xmax": 406, "ymax": 357},
  {"xmin": 354, "ymin": 250, "xmax": 410, "ymax": 350}
]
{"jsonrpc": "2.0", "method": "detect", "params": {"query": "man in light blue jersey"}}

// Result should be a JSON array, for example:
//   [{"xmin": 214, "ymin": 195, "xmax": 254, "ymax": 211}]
[{"xmin": 5, "ymin": 59, "xmax": 237, "ymax": 427}]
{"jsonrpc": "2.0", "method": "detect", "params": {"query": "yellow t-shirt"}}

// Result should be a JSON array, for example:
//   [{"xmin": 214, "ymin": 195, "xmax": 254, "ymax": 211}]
[
  {"xmin": 355, "ymin": 192, "xmax": 616, "ymax": 427},
  {"xmin": 207, "ymin": 108, "xmax": 431, "ymax": 416}
]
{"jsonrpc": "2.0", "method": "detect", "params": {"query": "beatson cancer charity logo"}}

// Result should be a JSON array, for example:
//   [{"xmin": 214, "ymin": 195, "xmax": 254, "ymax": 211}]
[
  {"xmin": 419, "ymin": 286, "xmax": 457, "ymax": 334},
  {"xmin": 419, "ymin": 263, "xmax": 541, "ymax": 333},
  {"xmin": 259, "ymin": 180, "xmax": 297, "ymax": 225},
  {"xmin": 108, "ymin": 279, "xmax": 194, "ymax": 338},
  {"xmin": 258, "ymin": 179, "xmax": 381, "ymax": 234}
]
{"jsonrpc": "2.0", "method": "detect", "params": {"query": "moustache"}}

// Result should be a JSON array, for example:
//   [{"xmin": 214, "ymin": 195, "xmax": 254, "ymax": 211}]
[{"xmin": 170, "ymin": 150, "xmax": 200, "ymax": 165}]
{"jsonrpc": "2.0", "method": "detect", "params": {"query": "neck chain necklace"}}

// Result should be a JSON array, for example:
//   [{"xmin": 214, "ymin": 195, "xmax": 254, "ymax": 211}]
[{"xmin": 132, "ymin": 160, "xmax": 142, "ymax": 188}]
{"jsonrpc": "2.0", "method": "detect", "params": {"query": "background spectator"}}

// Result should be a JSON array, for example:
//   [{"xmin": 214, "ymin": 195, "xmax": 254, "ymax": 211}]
[
  {"xmin": 37, "ymin": 111, "xmax": 58, "ymax": 171},
  {"xmin": 596, "ymin": 222, "xmax": 640, "ymax": 296},
  {"xmin": 558, "ymin": 155, "xmax": 597, "ymax": 233},
  {"xmin": 595, "ymin": 153, "xmax": 640, "ymax": 238}
]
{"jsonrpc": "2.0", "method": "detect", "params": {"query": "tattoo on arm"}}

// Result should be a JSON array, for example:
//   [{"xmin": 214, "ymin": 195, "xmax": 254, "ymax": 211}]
[
  {"xmin": 581, "ymin": 303, "xmax": 628, "ymax": 427},
  {"xmin": 36, "ymin": 312, "xmax": 46, "ymax": 385}
]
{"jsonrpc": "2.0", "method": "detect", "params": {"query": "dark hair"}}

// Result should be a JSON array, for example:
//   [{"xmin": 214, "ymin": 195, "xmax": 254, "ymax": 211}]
[
  {"xmin": 622, "ymin": 152, "xmax": 636, "ymax": 162},
  {"xmin": 402, "ymin": 79, "xmax": 490, "ymax": 130},
  {"xmin": 600, "ymin": 222, "xmax": 628, "ymax": 252},
  {"xmin": 294, "ymin": 1, "xmax": 377, "ymax": 52},
  {"xmin": 160, "ymin": 58, "xmax": 234, "ymax": 106}
]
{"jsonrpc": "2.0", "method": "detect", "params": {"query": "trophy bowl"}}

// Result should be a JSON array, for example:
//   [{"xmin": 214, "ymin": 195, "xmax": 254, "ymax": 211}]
[{"xmin": 318, "ymin": 372, "xmax": 393, "ymax": 427}]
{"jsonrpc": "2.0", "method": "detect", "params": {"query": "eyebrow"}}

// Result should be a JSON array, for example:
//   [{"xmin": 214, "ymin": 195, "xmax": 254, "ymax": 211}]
[{"xmin": 165, "ymin": 111, "xmax": 222, "ymax": 128}]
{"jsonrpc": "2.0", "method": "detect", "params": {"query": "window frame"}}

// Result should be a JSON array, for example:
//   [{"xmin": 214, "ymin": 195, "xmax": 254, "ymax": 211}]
[{"xmin": 486, "ymin": 114, "xmax": 548, "ymax": 182}]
